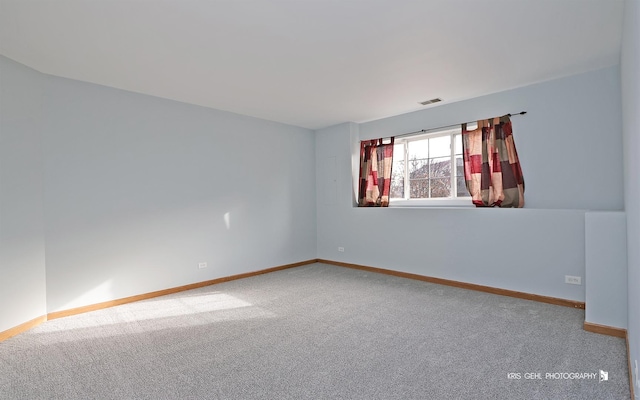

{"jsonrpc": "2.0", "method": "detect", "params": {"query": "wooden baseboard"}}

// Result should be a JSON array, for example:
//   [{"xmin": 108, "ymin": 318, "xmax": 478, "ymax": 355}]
[
  {"xmin": 0, "ymin": 315, "xmax": 47, "ymax": 342},
  {"xmin": 583, "ymin": 322, "xmax": 627, "ymax": 338},
  {"xmin": 48, "ymin": 259, "xmax": 318, "ymax": 320},
  {"xmin": 317, "ymin": 259, "xmax": 586, "ymax": 309}
]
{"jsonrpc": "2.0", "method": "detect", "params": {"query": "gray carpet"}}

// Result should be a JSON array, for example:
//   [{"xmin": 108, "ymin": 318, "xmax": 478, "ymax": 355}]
[{"xmin": 0, "ymin": 263, "xmax": 631, "ymax": 399}]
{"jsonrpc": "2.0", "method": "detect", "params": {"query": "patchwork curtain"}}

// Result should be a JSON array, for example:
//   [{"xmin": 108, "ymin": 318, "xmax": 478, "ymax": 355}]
[
  {"xmin": 461, "ymin": 116, "xmax": 525, "ymax": 207},
  {"xmin": 358, "ymin": 138, "xmax": 394, "ymax": 207}
]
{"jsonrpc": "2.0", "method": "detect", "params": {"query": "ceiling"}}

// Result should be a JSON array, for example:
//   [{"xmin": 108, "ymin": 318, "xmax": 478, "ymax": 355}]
[{"xmin": 0, "ymin": 0, "xmax": 625, "ymax": 130}]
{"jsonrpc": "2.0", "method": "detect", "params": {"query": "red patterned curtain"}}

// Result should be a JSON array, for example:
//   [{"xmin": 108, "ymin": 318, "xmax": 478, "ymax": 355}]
[
  {"xmin": 461, "ymin": 116, "xmax": 524, "ymax": 207},
  {"xmin": 358, "ymin": 138, "xmax": 394, "ymax": 207}
]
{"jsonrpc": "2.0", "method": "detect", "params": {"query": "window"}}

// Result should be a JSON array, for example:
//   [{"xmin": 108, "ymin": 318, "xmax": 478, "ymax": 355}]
[{"xmin": 390, "ymin": 126, "xmax": 470, "ymax": 205}]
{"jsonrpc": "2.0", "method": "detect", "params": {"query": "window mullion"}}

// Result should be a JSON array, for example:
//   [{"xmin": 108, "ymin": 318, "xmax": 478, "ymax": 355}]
[
  {"xmin": 404, "ymin": 142, "xmax": 409, "ymax": 200},
  {"xmin": 451, "ymin": 132, "xmax": 456, "ymax": 198},
  {"xmin": 427, "ymin": 139, "xmax": 432, "ymax": 199}
]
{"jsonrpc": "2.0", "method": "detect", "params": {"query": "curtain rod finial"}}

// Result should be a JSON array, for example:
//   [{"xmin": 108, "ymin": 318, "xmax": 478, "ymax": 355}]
[{"xmin": 507, "ymin": 111, "xmax": 527, "ymax": 117}]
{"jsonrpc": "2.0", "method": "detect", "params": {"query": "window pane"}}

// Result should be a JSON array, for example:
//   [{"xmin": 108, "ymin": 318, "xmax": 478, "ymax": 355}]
[
  {"xmin": 455, "ymin": 156, "xmax": 464, "ymax": 176},
  {"xmin": 400, "ymin": 131, "xmax": 467, "ymax": 201},
  {"xmin": 409, "ymin": 179, "xmax": 429, "ymax": 198},
  {"xmin": 456, "ymin": 176, "xmax": 470, "ymax": 197},
  {"xmin": 430, "ymin": 157, "xmax": 451, "ymax": 178},
  {"xmin": 430, "ymin": 178, "xmax": 451, "ymax": 198},
  {"xmin": 393, "ymin": 143, "xmax": 405, "ymax": 161},
  {"xmin": 408, "ymin": 140, "xmax": 428, "ymax": 160},
  {"xmin": 408, "ymin": 158, "xmax": 429, "ymax": 179},
  {"xmin": 429, "ymin": 135, "xmax": 450, "ymax": 158},
  {"xmin": 391, "ymin": 160, "xmax": 404, "ymax": 199},
  {"xmin": 454, "ymin": 134, "xmax": 463, "ymax": 155}
]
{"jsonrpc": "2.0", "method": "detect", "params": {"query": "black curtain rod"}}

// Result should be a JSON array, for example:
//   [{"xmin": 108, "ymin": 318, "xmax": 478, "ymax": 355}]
[{"xmin": 394, "ymin": 111, "xmax": 527, "ymax": 139}]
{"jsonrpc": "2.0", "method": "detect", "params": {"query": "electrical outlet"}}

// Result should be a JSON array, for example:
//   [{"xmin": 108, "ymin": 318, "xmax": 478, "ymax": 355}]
[
  {"xmin": 338, "ymin": 247, "xmax": 345, "ymax": 252},
  {"xmin": 564, "ymin": 275, "xmax": 581, "ymax": 285},
  {"xmin": 198, "ymin": 262, "xmax": 207, "ymax": 269}
]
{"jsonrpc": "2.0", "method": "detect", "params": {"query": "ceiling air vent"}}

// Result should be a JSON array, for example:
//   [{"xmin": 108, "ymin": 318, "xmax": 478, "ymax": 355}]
[{"xmin": 419, "ymin": 98, "xmax": 442, "ymax": 106}]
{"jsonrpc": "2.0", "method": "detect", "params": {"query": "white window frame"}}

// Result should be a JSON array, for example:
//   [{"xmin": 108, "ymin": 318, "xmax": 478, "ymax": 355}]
[{"xmin": 390, "ymin": 126, "xmax": 472, "ymax": 207}]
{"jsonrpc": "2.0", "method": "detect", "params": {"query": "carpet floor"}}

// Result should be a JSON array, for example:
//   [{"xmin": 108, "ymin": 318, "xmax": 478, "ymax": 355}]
[{"xmin": 0, "ymin": 263, "xmax": 631, "ymax": 399}]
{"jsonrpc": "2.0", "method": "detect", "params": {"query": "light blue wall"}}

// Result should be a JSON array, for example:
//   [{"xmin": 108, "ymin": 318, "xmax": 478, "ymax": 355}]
[
  {"xmin": 585, "ymin": 212, "xmax": 627, "ymax": 329},
  {"xmin": 0, "ymin": 56, "xmax": 47, "ymax": 332},
  {"xmin": 316, "ymin": 67, "xmax": 624, "ymax": 302},
  {"xmin": 0, "ymin": 54, "xmax": 317, "ymax": 321},
  {"xmin": 41, "ymin": 76, "xmax": 317, "ymax": 312},
  {"xmin": 622, "ymin": 0, "xmax": 640, "ymax": 396}
]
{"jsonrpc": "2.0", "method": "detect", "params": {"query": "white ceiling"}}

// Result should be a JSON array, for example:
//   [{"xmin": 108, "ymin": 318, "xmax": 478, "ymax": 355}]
[{"xmin": 0, "ymin": 0, "xmax": 625, "ymax": 130}]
